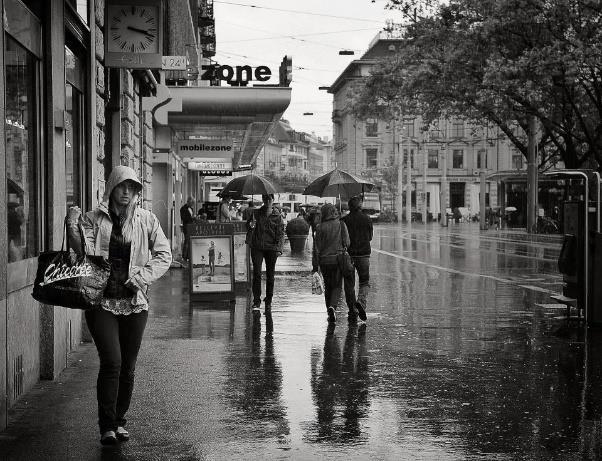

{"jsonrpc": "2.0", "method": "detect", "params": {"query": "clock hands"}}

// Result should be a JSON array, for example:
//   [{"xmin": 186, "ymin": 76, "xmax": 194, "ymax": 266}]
[{"xmin": 127, "ymin": 26, "xmax": 154, "ymax": 39}]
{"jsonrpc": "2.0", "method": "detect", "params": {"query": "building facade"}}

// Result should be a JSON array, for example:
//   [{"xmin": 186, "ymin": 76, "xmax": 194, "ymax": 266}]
[
  {"xmin": 256, "ymin": 120, "xmax": 332, "ymax": 194},
  {"xmin": 329, "ymin": 32, "xmax": 522, "ymax": 220},
  {"xmin": 1, "ymin": 0, "xmax": 290, "ymax": 429}
]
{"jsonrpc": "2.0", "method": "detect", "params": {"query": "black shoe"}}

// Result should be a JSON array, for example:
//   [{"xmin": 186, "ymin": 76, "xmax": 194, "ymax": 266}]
[
  {"xmin": 327, "ymin": 306, "xmax": 336, "ymax": 323},
  {"xmin": 116, "ymin": 426, "xmax": 130, "ymax": 441},
  {"xmin": 355, "ymin": 301, "xmax": 367, "ymax": 322},
  {"xmin": 100, "ymin": 430, "xmax": 118, "ymax": 445}
]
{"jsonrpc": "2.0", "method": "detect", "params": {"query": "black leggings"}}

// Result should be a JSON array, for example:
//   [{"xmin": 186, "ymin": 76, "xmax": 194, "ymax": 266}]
[{"xmin": 85, "ymin": 308, "xmax": 148, "ymax": 433}]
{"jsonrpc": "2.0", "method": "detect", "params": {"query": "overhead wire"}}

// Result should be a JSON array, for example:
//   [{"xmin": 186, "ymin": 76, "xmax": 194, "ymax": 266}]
[
  {"xmin": 216, "ymin": 50, "xmax": 345, "ymax": 73},
  {"xmin": 214, "ymin": 1, "xmax": 386, "ymax": 24},
  {"xmin": 219, "ymin": 25, "xmax": 377, "ymax": 43}
]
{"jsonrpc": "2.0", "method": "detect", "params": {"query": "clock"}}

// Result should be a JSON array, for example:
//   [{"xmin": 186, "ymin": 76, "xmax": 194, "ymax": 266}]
[
  {"xmin": 105, "ymin": 0, "xmax": 163, "ymax": 68},
  {"xmin": 107, "ymin": 4, "xmax": 159, "ymax": 53}
]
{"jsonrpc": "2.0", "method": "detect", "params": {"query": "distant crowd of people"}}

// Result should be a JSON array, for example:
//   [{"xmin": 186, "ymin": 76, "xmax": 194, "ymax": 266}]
[{"xmin": 180, "ymin": 194, "xmax": 373, "ymax": 328}]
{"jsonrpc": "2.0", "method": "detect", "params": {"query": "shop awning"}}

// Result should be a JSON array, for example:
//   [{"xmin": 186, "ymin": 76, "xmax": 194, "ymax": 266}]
[{"xmin": 163, "ymin": 86, "xmax": 291, "ymax": 171}]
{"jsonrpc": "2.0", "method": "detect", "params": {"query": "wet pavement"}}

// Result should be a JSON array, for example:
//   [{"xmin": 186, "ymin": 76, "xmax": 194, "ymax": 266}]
[{"xmin": 3, "ymin": 222, "xmax": 602, "ymax": 460}]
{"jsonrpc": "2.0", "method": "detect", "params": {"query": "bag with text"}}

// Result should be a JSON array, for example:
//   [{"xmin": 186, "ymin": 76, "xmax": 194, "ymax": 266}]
[{"xmin": 32, "ymin": 220, "xmax": 110, "ymax": 309}]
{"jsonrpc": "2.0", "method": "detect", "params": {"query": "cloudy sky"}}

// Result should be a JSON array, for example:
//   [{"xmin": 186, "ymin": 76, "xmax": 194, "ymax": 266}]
[{"xmin": 213, "ymin": 0, "xmax": 402, "ymax": 140}]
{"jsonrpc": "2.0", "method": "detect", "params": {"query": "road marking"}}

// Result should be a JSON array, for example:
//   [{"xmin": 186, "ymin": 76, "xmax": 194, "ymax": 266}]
[
  {"xmin": 375, "ymin": 232, "xmax": 558, "ymax": 262},
  {"xmin": 373, "ymin": 248, "xmax": 559, "ymax": 295}
]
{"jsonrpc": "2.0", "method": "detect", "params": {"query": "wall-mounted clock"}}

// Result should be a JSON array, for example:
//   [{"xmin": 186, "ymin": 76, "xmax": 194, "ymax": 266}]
[{"xmin": 105, "ymin": 0, "xmax": 163, "ymax": 69}]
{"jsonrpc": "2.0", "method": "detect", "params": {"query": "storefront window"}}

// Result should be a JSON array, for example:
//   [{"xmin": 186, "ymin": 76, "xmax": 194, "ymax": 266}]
[
  {"xmin": 5, "ymin": 35, "xmax": 40, "ymax": 262},
  {"xmin": 65, "ymin": 45, "xmax": 85, "ymax": 208}
]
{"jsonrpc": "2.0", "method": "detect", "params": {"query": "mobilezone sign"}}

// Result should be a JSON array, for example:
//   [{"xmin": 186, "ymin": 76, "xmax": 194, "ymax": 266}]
[
  {"xmin": 177, "ymin": 141, "xmax": 234, "ymax": 176},
  {"xmin": 177, "ymin": 140, "xmax": 234, "ymax": 157}
]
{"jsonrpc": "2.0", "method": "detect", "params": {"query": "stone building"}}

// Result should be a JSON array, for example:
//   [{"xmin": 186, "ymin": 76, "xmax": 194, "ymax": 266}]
[
  {"xmin": 0, "ymin": 0, "xmax": 290, "ymax": 429},
  {"xmin": 329, "ymin": 31, "xmax": 522, "ymax": 220}
]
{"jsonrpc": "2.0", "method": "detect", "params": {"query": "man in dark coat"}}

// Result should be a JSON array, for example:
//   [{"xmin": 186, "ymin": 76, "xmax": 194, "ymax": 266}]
[
  {"xmin": 341, "ymin": 196, "xmax": 373, "ymax": 322},
  {"xmin": 246, "ymin": 194, "xmax": 285, "ymax": 323},
  {"xmin": 180, "ymin": 197, "xmax": 195, "ymax": 260}
]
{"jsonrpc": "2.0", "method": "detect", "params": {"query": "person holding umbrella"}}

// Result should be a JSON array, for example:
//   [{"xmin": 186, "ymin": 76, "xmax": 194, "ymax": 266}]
[
  {"xmin": 246, "ymin": 194, "xmax": 285, "ymax": 322},
  {"xmin": 341, "ymin": 196, "xmax": 371, "ymax": 322}
]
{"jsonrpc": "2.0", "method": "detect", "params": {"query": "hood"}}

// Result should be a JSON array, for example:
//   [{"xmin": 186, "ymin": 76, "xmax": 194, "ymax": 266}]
[
  {"xmin": 320, "ymin": 203, "xmax": 338, "ymax": 222},
  {"xmin": 102, "ymin": 165, "xmax": 143, "ymax": 204}
]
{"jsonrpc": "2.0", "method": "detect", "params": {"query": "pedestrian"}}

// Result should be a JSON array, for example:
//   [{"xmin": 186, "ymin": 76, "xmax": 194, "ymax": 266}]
[
  {"xmin": 217, "ymin": 195, "xmax": 231, "ymax": 222},
  {"xmin": 246, "ymin": 193, "xmax": 285, "ymax": 322},
  {"xmin": 242, "ymin": 200, "xmax": 255, "ymax": 221},
  {"xmin": 65, "ymin": 165, "xmax": 172, "ymax": 446},
  {"xmin": 179, "ymin": 196, "xmax": 195, "ymax": 260},
  {"xmin": 196, "ymin": 211, "xmax": 208, "ymax": 223},
  {"xmin": 341, "ymin": 196, "xmax": 372, "ymax": 322},
  {"xmin": 208, "ymin": 240, "xmax": 216, "ymax": 275},
  {"xmin": 312, "ymin": 203, "xmax": 357, "ymax": 324}
]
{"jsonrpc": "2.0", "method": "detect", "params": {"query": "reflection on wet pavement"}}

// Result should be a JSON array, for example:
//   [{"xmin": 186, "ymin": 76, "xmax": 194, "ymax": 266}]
[{"xmin": 140, "ymin": 224, "xmax": 602, "ymax": 460}]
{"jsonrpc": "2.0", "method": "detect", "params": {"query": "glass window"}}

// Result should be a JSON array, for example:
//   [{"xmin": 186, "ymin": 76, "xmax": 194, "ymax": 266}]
[
  {"xmin": 4, "ymin": 0, "xmax": 42, "ymax": 58},
  {"xmin": 66, "ymin": 0, "xmax": 89, "ymax": 25},
  {"xmin": 365, "ymin": 118, "xmax": 378, "ymax": 137},
  {"xmin": 512, "ymin": 153, "xmax": 523, "ymax": 169},
  {"xmin": 403, "ymin": 148, "xmax": 415, "ymax": 168},
  {"xmin": 402, "ymin": 120, "xmax": 414, "ymax": 138},
  {"xmin": 428, "ymin": 149, "xmax": 439, "ymax": 168},
  {"xmin": 477, "ymin": 149, "xmax": 487, "ymax": 169},
  {"xmin": 451, "ymin": 120, "xmax": 464, "ymax": 138},
  {"xmin": 365, "ymin": 148, "xmax": 377, "ymax": 168},
  {"xmin": 65, "ymin": 45, "xmax": 86, "ymax": 209},
  {"xmin": 6, "ymin": 35, "xmax": 40, "ymax": 262},
  {"xmin": 452, "ymin": 149, "xmax": 464, "ymax": 168}
]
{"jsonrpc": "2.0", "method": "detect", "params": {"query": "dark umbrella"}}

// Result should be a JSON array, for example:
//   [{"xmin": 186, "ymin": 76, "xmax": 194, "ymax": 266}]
[
  {"xmin": 219, "ymin": 174, "xmax": 280, "ymax": 198},
  {"xmin": 302, "ymin": 168, "xmax": 375, "ymax": 199}
]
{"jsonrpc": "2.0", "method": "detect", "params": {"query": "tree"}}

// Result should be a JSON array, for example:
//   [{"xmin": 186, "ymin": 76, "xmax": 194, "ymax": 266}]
[{"xmin": 353, "ymin": 0, "xmax": 602, "ymax": 170}]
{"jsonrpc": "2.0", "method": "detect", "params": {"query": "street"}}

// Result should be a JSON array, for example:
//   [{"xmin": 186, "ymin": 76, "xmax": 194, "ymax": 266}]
[{"xmin": 2, "ymin": 223, "xmax": 601, "ymax": 460}]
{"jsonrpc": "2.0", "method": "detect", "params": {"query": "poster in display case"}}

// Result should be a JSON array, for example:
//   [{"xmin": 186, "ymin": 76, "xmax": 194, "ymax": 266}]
[
  {"xmin": 189, "ymin": 235, "xmax": 234, "ymax": 300},
  {"xmin": 187, "ymin": 222, "xmax": 250, "ymax": 302}
]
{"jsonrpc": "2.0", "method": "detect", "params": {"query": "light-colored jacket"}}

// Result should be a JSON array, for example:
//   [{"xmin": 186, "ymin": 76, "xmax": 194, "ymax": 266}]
[{"xmin": 73, "ymin": 166, "xmax": 172, "ymax": 306}]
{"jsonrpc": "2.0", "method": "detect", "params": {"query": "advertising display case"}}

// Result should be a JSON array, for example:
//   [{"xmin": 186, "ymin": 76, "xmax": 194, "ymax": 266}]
[{"xmin": 187, "ymin": 222, "xmax": 250, "ymax": 302}]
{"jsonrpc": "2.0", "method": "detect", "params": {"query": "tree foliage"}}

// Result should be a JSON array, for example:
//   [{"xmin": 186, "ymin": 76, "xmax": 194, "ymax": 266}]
[{"xmin": 352, "ymin": 0, "xmax": 602, "ymax": 169}]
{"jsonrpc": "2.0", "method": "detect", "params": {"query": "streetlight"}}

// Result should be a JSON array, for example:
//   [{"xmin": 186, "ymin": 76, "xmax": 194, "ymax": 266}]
[{"xmin": 338, "ymin": 50, "xmax": 355, "ymax": 55}]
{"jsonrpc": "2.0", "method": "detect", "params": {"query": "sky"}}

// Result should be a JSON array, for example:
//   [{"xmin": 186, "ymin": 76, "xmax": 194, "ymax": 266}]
[{"xmin": 212, "ymin": 0, "xmax": 402, "ymax": 140}]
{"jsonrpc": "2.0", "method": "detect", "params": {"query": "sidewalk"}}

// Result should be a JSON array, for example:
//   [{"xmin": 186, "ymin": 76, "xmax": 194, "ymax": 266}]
[{"xmin": 0, "ymin": 224, "xmax": 576, "ymax": 461}]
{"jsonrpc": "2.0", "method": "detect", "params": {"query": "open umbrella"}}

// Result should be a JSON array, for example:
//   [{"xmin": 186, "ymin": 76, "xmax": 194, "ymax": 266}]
[
  {"xmin": 303, "ymin": 168, "xmax": 375, "ymax": 199},
  {"xmin": 219, "ymin": 174, "xmax": 280, "ymax": 198}
]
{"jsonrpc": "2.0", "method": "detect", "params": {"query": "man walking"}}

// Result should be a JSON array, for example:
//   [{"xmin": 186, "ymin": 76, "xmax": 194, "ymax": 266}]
[
  {"xmin": 180, "ymin": 197, "xmax": 195, "ymax": 260},
  {"xmin": 341, "ymin": 196, "xmax": 373, "ymax": 322}
]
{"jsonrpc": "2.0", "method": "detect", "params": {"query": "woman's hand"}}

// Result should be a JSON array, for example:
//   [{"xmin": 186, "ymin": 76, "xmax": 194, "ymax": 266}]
[{"xmin": 67, "ymin": 206, "xmax": 82, "ymax": 224}]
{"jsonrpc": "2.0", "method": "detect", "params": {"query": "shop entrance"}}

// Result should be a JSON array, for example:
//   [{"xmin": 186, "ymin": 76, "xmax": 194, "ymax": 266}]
[{"xmin": 450, "ymin": 182, "xmax": 465, "ymax": 208}]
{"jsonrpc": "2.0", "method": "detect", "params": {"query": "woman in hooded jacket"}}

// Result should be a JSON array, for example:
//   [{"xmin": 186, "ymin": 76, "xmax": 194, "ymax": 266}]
[
  {"xmin": 66, "ymin": 165, "xmax": 172, "ymax": 445},
  {"xmin": 312, "ymin": 203, "xmax": 357, "ymax": 324}
]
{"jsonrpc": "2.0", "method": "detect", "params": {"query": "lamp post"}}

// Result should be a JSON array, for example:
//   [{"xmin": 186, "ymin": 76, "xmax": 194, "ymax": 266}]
[{"xmin": 440, "ymin": 119, "xmax": 448, "ymax": 227}]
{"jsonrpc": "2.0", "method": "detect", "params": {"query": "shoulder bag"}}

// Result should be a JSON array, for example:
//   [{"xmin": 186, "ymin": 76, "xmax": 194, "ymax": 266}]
[
  {"xmin": 32, "ymin": 219, "xmax": 111, "ymax": 310},
  {"xmin": 337, "ymin": 221, "xmax": 355, "ymax": 277}
]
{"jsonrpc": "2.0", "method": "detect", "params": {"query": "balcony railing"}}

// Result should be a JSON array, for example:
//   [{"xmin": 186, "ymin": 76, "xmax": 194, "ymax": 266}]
[
  {"xmin": 200, "ymin": 25, "xmax": 215, "ymax": 44},
  {"xmin": 198, "ymin": 0, "xmax": 214, "ymax": 26},
  {"xmin": 201, "ymin": 40, "xmax": 216, "ymax": 57}
]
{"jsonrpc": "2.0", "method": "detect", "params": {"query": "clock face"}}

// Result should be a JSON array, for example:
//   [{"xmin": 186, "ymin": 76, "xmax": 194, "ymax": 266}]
[{"xmin": 108, "ymin": 5, "xmax": 159, "ymax": 54}]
